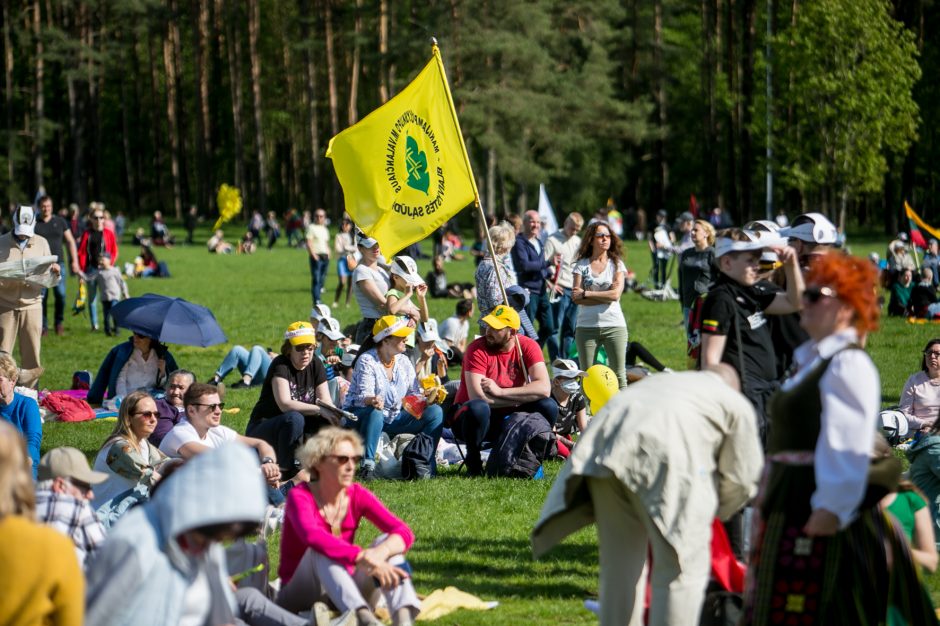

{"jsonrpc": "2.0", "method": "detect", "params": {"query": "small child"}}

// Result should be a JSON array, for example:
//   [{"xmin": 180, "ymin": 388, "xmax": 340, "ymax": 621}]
[
  {"xmin": 95, "ymin": 253, "xmax": 129, "ymax": 336},
  {"xmin": 549, "ymin": 358, "xmax": 588, "ymax": 458},
  {"xmin": 386, "ymin": 255, "xmax": 428, "ymax": 322}
]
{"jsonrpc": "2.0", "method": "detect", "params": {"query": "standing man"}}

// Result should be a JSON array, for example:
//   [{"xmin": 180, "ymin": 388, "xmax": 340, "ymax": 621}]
[
  {"xmin": 76, "ymin": 205, "xmax": 118, "ymax": 332},
  {"xmin": 0, "ymin": 205, "xmax": 59, "ymax": 386},
  {"xmin": 34, "ymin": 195, "xmax": 80, "ymax": 336},
  {"xmin": 533, "ymin": 367, "xmax": 763, "ymax": 626},
  {"xmin": 543, "ymin": 212, "xmax": 583, "ymax": 360},
  {"xmin": 511, "ymin": 210, "xmax": 556, "ymax": 354},
  {"xmin": 305, "ymin": 208, "xmax": 331, "ymax": 305}
]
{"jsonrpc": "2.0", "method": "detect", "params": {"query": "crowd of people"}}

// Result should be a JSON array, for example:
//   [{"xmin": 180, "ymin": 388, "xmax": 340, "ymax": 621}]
[{"xmin": 2, "ymin": 196, "xmax": 940, "ymax": 626}]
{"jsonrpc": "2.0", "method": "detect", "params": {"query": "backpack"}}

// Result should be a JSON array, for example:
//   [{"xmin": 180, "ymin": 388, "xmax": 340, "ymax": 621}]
[
  {"xmin": 486, "ymin": 412, "xmax": 557, "ymax": 479},
  {"xmin": 401, "ymin": 433, "xmax": 435, "ymax": 480}
]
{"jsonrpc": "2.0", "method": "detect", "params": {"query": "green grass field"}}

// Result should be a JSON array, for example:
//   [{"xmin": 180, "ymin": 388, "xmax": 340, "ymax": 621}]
[{"xmin": 29, "ymin": 224, "xmax": 940, "ymax": 623}]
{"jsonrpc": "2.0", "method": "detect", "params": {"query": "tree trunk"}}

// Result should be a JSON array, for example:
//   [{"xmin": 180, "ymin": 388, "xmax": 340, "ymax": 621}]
[
  {"xmin": 701, "ymin": 0, "xmax": 718, "ymax": 211},
  {"xmin": 378, "ymin": 0, "xmax": 389, "ymax": 103},
  {"xmin": 651, "ymin": 0, "xmax": 667, "ymax": 216},
  {"xmin": 163, "ymin": 3, "xmax": 183, "ymax": 221},
  {"xmin": 324, "ymin": 0, "xmax": 339, "ymax": 137},
  {"xmin": 194, "ymin": 0, "xmax": 213, "ymax": 215},
  {"xmin": 348, "ymin": 0, "xmax": 362, "ymax": 125},
  {"xmin": 298, "ymin": 0, "xmax": 321, "ymax": 208},
  {"xmin": 119, "ymin": 55, "xmax": 137, "ymax": 213},
  {"xmin": 724, "ymin": 0, "xmax": 738, "ymax": 220},
  {"xmin": 739, "ymin": 0, "xmax": 756, "ymax": 221},
  {"xmin": 32, "ymin": 0, "xmax": 44, "ymax": 191},
  {"xmin": 247, "ymin": 0, "xmax": 267, "ymax": 212},
  {"xmin": 3, "ymin": 0, "xmax": 14, "ymax": 196},
  {"xmin": 225, "ymin": 0, "xmax": 245, "ymax": 201},
  {"xmin": 147, "ymin": 34, "xmax": 165, "ymax": 214}
]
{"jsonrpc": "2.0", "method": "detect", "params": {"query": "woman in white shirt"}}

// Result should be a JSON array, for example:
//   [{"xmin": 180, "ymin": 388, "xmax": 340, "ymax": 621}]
[
  {"xmin": 351, "ymin": 236, "xmax": 390, "ymax": 344},
  {"xmin": 899, "ymin": 338, "xmax": 940, "ymax": 431},
  {"xmin": 572, "ymin": 221, "xmax": 628, "ymax": 389}
]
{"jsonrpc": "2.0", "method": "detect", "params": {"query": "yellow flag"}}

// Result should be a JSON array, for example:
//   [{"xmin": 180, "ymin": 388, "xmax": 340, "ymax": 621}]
[{"xmin": 326, "ymin": 46, "xmax": 476, "ymax": 257}]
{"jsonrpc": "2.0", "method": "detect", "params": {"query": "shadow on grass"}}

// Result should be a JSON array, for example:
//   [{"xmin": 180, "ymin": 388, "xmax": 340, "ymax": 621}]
[{"xmin": 412, "ymin": 534, "xmax": 598, "ymax": 599}]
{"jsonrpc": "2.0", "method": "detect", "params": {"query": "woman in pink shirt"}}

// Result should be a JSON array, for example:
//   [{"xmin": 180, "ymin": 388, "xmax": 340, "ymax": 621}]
[
  {"xmin": 276, "ymin": 427, "xmax": 420, "ymax": 625},
  {"xmin": 900, "ymin": 338, "xmax": 940, "ymax": 431}
]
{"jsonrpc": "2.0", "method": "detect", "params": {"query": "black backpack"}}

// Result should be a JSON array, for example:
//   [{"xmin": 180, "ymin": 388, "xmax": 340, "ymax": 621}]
[
  {"xmin": 401, "ymin": 433, "xmax": 435, "ymax": 480},
  {"xmin": 485, "ymin": 412, "xmax": 556, "ymax": 479}
]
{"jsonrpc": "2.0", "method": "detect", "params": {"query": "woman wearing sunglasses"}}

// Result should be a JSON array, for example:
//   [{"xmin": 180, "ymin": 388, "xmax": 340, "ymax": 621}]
[
  {"xmin": 276, "ymin": 427, "xmax": 421, "ymax": 626},
  {"xmin": 571, "ymin": 221, "xmax": 629, "ymax": 389},
  {"xmin": 92, "ymin": 390, "xmax": 173, "ymax": 510},
  {"xmin": 743, "ymin": 253, "xmax": 934, "ymax": 624},
  {"xmin": 248, "ymin": 321, "xmax": 336, "ymax": 478},
  {"xmin": 898, "ymin": 338, "xmax": 940, "ymax": 433}
]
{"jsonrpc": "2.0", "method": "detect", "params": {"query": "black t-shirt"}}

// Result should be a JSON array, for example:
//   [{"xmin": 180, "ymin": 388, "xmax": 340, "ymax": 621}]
[
  {"xmin": 34, "ymin": 215, "xmax": 69, "ymax": 262},
  {"xmin": 554, "ymin": 391, "xmax": 586, "ymax": 436},
  {"xmin": 249, "ymin": 354, "xmax": 328, "ymax": 423},
  {"xmin": 86, "ymin": 230, "xmax": 104, "ymax": 269},
  {"xmin": 700, "ymin": 274, "xmax": 778, "ymax": 383}
]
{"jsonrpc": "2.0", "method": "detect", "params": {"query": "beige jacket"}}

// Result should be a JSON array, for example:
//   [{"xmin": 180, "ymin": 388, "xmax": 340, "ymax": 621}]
[
  {"xmin": 532, "ymin": 371, "xmax": 763, "ymax": 562},
  {"xmin": 0, "ymin": 233, "xmax": 52, "ymax": 310}
]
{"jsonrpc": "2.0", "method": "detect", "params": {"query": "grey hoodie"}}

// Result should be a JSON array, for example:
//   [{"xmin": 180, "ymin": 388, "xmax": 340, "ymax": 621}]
[{"xmin": 85, "ymin": 443, "xmax": 267, "ymax": 626}]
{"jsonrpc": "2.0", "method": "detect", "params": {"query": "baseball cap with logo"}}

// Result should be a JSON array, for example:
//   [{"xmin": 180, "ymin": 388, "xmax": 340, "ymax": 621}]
[
  {"xmin": 284, "ymin": 321, "xmax": 316, "ymax": 346},
  {"xmin": 372, "ymin": 315, "xmax": 415, "ymax": 342},
  {"xmin": 316, "ymin": 317, "xmax": 345, "ymax": 342},
  {"xmin": 309, "ymin": 303, "xmax": 331, "ymax": 322},
  {"xmin": 782, "ymin": 212, "xmax": 838, "ymax": 245},
  {"xmin": 481, "ymin": 305, "xmax": 521, "ymax": 331},
  {"xmin": 390, "ymin": 255, "xmax": 424, "ymax": 286},
  {"xmin": 38, "ymin": 446, "xmax": 108, "ymax": 484},
  {"xmin": 13, "ymin": 205, "xmax": 36, "ymax": 237}
]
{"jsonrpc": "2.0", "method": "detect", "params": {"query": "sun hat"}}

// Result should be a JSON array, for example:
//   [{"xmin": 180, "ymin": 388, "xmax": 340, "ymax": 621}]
[
  {"xmin": 481, "ymin": 305, "xmax": 521, "ymax": 331},
  {"xmin": 284, "ymin": 321, "xmax": 316, "ymax": 346},
  {"xmin": 714, "ymin": 230, "xmax": 787, "ymax": 258},
  {"xmin": 357, "ymin": 233, "xmax": 378, "ymax": 249},
  {"xmin": 309, "ymin": 303, "xmax": 331, "ymax": 322},
  {"xmin": 418, "ymin": 319, "xmax": 442, "ymax": 343},
  {"xmin": 552, "ymin": 358, "xmax": 585, "ymax": 380},
  {"xmin": 390, "ymin": 255, "xmax": 424, "ymax": 286},
  {"xmin": 782, "ymin": 212, "xmax": 838, "ymax": 244},
  {"xmin": 743, "ymin": 219, "xmax": 780, "ymax": 233},
  {"xmin": 13, "ymin": 205, "xmax": 35, "ymax": 237},
  {"xmin": 38, "ymin": 447, "xmax": 108, "ymax": 484},
  {"xmin": 372, "ymin": 315, "xmax": 414, "ymax": 342},
  {"xmin": 316, "ymin": 317, "xmax": 345, "ymax": 342}
]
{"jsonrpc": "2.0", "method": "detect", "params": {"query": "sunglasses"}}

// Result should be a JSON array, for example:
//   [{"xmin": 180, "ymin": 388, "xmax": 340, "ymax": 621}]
[
  {"xmin": 802, "ymin": 285, "xmax": 837, "ymax": 304},
  {"xmin": 925, "ymin": 350, "xmax": 940, "ymax": 358},
  {"xmin": 594, "ymin": 233, "xmax": 611, "ymax": 239},
  {"xmin": 329, "ymin": 454, "xmax": 363, "ymax": 465},
  {"xmin": 293, "ymin": 344, "xmax": 315, "ymax": 353},
  {"xmin": 133, "ymin": 410, "xmax": 159, "ymax": 418},
  {"xmin": 191, "ymin": 402, "xmax": 225, "ymax": 412}
]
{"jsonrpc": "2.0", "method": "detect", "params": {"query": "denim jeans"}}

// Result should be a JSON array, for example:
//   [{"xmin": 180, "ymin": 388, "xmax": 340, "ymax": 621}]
[
  {"xmin": 549, "ymin": 288, "xmax": 577, "ymax": 360},
  {"xmin": 525, "ymin": 288, "xmax": 558, "ymax": 356},
  {"xmin": 216, "ymin": 345, "xmax": 272, "ymax": 383},
  {"xmin": 349, "ymin": 404, "xmax": 444, "ymax": 469},
  {"xmin": 309, "ymin": 256, "xmax": 330, "ymax": 305},
  {"xmin": 84, "ymin": 269, "xmax": 101, "ymax": 328},
  {"xmin": 41, "ymin": 272, "xmax": 66, "ymax": 329}
]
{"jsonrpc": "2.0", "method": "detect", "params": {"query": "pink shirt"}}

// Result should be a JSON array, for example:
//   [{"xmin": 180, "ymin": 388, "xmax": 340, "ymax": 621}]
[
  {"xmin": 900, "ymin": 370, "xmax": 940, "ymax": 430},
  {"xmin": 279, "ymin": 482, "xmax": 415, "ymax": 582}
]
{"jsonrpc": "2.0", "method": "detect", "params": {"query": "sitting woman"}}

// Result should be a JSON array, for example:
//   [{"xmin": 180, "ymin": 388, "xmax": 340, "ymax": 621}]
[
  {"xmin": 276, "ymin": 427, "xmax": 421, "ymax": 626},
  {"xmin": 424, "ymin": 255, "xmax": 473, "ymax": 299},
  {"xmin": 899, "ymin": 338, "xmax": 940, "ymax": 433},
  {"xmin": 208, "ymin": 345, "xmax": 275, "ymax": 389},
  {"xmin": 87, "ymin": 332, "xmax": 178, "ymax": 405},
  {"xmin": 888, "ymin": 267, "xmax": 914, "ymax": 316},
  {"xmin": 343, "ymin": 316, "xmax": 444, "ymax": 482},
  {"xmin": 207, "ymin": 229, "xmax": 233, "ymax": 254},
  {"xmin": 137, "ymin": 245, "xmax": 170, "ymax": 278},
  {"xmin": 247, "ymin": 322, "xmax": 336, "ymax": 478},
  {"xmin": 92, "ymin": 390, "xmax": 172, "ymax": 510},
  {"xmin": 0, "ymin": 353, "xmax": 41, "ymax": 478}
]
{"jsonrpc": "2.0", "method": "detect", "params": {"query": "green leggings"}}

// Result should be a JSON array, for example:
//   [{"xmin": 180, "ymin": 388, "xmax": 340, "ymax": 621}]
[{"xmin": 575, "ymin": 325, "xmax": 629, "ymax": 389}]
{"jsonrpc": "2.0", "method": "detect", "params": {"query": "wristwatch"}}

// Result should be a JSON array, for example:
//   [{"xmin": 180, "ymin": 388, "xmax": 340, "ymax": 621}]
[{"xmin": 260, "ymin": 457, "xmax": 276, "ymax": 465}]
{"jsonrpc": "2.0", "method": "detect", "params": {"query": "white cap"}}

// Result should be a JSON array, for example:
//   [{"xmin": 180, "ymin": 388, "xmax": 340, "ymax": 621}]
[
  {"xmin": 13, "ymin": 205, "xmax": 35, "ymax": 237},
  {"xmin": 714, "ymin": 230, "xmax": 787, "ymax": 258},
  {"xmin": 357, "ymin": 234, "xmax": 378, "ymax": 249},
  {"xmin": 309, "ymin": 303, "xmax": 331, "ymax": 322},
  {"xmin": 743, "ymin": 219, "xmax": 780, "ymax": 233},
  {"xmin": 316, "ymin": 317, "xmax": 345, "ymax": 341},
  {"xmin": 552, "ymin": 358, "xmax": 585, "ymax": 379},
  {"xmin": 340, "ymin": 344, "xmax": 360, "ymax": 367},
  {"xmin": 417, "ymin": 319, "xmax": 441, "ymax": 343},
  {"xmin": 782, "ymin": 212, "xmax": 838, "ymax": 244},
  {"xmin": 390, "ymin": 255, "xmax": 424, "ymax": 286}
]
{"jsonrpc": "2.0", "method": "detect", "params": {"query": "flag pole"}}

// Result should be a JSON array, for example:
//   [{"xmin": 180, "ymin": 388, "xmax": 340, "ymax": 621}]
[{"xmin": 432, "ymin": 38, "xmax": 530, "ymax": 381}]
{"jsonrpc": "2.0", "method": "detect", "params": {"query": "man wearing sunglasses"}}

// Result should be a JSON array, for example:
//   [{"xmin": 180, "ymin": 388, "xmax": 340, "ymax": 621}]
[
  {"xmin": 160, "ymin": 383, "xmax": 293, "ymax": 506},
  {"xmin": 35, "ymin": 446, "xmax": 108, "ymax": 568}
]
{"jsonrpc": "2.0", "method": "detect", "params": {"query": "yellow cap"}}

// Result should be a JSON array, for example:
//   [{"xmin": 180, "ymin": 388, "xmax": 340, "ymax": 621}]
[
  {"xmin": 372, "ymin": 315, "xmax": 415, "ymax": 342},
  {"xmin": 284, "ymin": 321, "xmax": 316, "ymax": 346},
  {"xmin": 481, "ymin": 305, "xmax": 520, "ymax": 331}
]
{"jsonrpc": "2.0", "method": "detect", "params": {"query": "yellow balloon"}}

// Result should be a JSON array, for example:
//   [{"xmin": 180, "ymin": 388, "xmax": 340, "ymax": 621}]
[
  {"xmin": 213, "ymin": 184, "xmax": 243, "ymax": 231},
  {"xmin": 583, "ymin": 364, "xmax": 619, "ymax": 414}
]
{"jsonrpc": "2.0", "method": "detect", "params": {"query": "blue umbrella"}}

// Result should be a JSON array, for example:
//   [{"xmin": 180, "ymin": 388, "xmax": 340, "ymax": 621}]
[{"xmin": 110, "ymin": 293, "xmax": 227, "ymax": 347}]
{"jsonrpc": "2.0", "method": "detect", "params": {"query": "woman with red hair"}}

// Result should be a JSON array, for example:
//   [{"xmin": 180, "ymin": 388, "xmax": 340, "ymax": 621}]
[{"xmin": 743, "ymin": 252, "xmax": 935, "ymax": 623}]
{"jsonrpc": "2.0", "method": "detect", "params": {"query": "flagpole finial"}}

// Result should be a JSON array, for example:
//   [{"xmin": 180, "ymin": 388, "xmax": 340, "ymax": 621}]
[{"xmin": 430, "ymin": 36, "xmax": 438, "ymax": 48}]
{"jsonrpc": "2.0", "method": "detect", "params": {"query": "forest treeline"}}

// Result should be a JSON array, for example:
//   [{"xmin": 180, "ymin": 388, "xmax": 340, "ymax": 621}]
[{"xmin": 0, "ymin": 0, "xmax": 934, "ymax": 233}]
